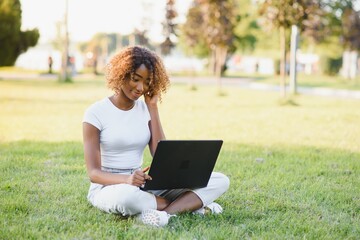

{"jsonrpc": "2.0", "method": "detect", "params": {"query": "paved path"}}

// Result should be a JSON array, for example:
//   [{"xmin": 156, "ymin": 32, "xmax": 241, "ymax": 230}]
[
  {"xmin": 171, "ymin": 76, "xmax": 360, "ymax": 100},
  {"xmin": 1, "ymin": 72, "xmax": 360, "ymax": 100}
]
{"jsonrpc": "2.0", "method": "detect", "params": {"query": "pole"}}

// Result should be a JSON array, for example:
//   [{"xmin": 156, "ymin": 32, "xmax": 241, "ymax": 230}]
[
  {"xmin": 60, "ymin": 0, "xmax": 70, "ymax": 82},
  {"xmin": 289, "ymin": 25, "xmax": 299, "ymax": 95}
]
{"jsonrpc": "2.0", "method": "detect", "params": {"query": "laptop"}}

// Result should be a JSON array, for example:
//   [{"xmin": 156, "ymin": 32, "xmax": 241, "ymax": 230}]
[{"xmin": 141, "ymin": 140, "xmax": 223, "ymax": 190}]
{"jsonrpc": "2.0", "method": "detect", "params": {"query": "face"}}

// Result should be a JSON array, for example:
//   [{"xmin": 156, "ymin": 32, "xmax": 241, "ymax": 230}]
[{"xmin": 121, "ymin": 64, "xmax": 150, "ymax": 101}]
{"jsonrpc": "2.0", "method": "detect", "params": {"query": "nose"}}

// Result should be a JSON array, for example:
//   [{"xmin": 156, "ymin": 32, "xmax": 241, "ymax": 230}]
[{"xmin": 136, "ymin": 81, "xmax": 144, "ymax": 92}]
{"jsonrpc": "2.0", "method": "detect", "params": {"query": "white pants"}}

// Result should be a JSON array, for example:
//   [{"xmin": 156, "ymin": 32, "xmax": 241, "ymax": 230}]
[{"xmin": 87, "ymin": 169, "xmax": 230, "ymax": 216}]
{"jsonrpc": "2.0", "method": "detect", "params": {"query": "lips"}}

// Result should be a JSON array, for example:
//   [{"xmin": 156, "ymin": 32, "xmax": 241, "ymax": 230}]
[{"xmin": 133, "ymin": 91, "xmax": 142, "ymax": 98}]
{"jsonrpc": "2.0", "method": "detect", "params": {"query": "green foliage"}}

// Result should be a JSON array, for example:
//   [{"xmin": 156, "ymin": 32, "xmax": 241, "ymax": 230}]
[
  {"xmin": 258, "ymin": 0, "xmax": 326, "ymax": 97},
  {"xmin": 178, "ymin": 31, "xmax": 210, "ymax": 58},
  {"xmin": 320, "ymin": 55, "xmax": 343, "ymax": 76},
  {"xmin": 203, "ymin": 0, "xmax": 237, "ymax": 48},
  {"xmin": 181, "ymin": 0, "xmax": 237, "ymax": 55},
  {"xmin": 341, "ymin": 6, "xmax": 360, "ymax": 51},
  {"xmin": 180, "ymin": 1, "xmax": 210, "ymax": 57},
  {"xmin": 233, "ymin": 0, "xmax": 260, "ymax": 53},
  {"xmin": 78, "ymin": 33, "xmax": 114, "ymax": 57},
  {"xmin": 258, "ymin": 0, "xmax": 325, "ymax": 31},
  {"xmin": 0, "ymin": 0, "xmax": 40, "ymax": 66},
  {"xmin": 302, "ymin": 1, "xmax": 360, "ymax": 59},
  {"xmin": 182, "ymin": 0, "xmax": 238, "ymax": 78},
  {"xmin": 78, "ymin": 32, "xmax": 153, "ymax": 58}
]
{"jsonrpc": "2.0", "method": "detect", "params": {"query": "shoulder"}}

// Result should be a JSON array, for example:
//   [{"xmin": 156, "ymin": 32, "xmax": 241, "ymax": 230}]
[
  {"xmin": 85, "ymin": 98, "xmax": 109, "ymax": 114},
  {"xmin": 83, "ymin": 98, "xmax": 110, "ymax": 129}
]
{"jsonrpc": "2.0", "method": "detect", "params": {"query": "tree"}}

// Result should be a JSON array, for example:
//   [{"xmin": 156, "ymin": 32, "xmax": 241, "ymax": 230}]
[
  {"xmin": 79, "ymin": 33, "xmax": 110, "ymax": 75},
  {"xmin": 0, "ymin": 0, "xmax": 39, "ymax": 66},
  {"xmin": 134, "ymin": 29, "xmax": 151, "ymax": 49},
  {"xmin": 203, "ymin": 0, "xmax": 237, "ymax": 85},
  {"xmin": 258, "ymin": 0, "xmax": 325, "ymax": 98},
  {"xmin": 233, "ymin": 0, "xmax": 259, "ymax": 53},
  {"xmin": 182, "ymin": 0, "xmax": 237, "ymax": 90},
  {"xmin": 59, "ymin": 0, "xmax": 70, "ymax": 82},
  {"xmin": 341, "ymin": 5, "xmax": 360, "ymax": 79},
  {"xmin": 161, "ymin": 0, "xmax": 177, "ymax": 55},
  {"xmin": 181, "ymin": 1, "xmax": 210, "ymax": 58},
  {"xmin": 180, "ymin": 1, "xmax": 209, "ymax": 89},
  {"xmin": 314, "ymin": 1, "xmax": 360, "ymax": 79}
]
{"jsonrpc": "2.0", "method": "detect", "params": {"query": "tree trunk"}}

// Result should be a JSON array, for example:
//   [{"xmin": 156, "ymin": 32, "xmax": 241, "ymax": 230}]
[
  {"xmin": 341, "ymin": 50, "xmax": 358, "ymax": 80},
  {"xmin": 349, "ymin": 51, "xmax": 358, "ymax": 80},
  {"xmin": 129, "ymin": 34, "xmax": 136, "ymax": 46},
  {"xmin": 116, "ymin": 34, "xmax": 122, "ymax": 51},
  {"xmin": 342, "ymin": 50, "xmax": 351, "ymax": 79},
  {"xmin": 59, "ymin": 0, "xmax": 70, "ymax": 82},
  {"xmin": 189, "ymin": 50, "xmax": 196, "ymax": 90},
  {"xmin": 279, "ymin": 26, "xmax": 287, "ymax": 98},
  {"xmin": 215, "ymin": 46, "xmax": 228, "ymax": 92},
  {"xmin": 209, "ymin": 47, "xmax": 216, "ymax": 75}
]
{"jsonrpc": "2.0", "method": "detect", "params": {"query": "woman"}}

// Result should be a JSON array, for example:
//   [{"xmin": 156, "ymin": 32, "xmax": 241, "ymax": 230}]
[{"xmin": 83, "ymin": 46, "xmax": 230, "ymax": 227}]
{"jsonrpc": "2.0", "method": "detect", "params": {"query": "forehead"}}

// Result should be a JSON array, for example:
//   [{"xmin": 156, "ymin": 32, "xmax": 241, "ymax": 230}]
[{"xmin": 134, "ymin": 64, "xmax": 150, "ymax": 78}]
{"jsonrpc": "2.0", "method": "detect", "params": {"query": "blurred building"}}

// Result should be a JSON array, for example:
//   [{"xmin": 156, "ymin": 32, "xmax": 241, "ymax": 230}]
[{"xmin": 15, "ymin": 42, "xmax": 84, "ymax": 73}]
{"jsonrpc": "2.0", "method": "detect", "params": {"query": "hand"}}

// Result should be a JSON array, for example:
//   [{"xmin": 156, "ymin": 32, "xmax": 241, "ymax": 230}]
[
  {"xmin": 144, "ymin": 92, "xmax": 159, "ymax": 109},
  {"xmin": 126, "ymin": 167, "xmax": 152, "ymax": 187}
]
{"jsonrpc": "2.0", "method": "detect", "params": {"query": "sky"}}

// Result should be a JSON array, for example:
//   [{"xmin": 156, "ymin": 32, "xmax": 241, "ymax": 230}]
[
  {"xmin": 20, "ymin": 0, "xmax": 192, "ymax": 44},
  {"xmin": 20, "ymin": 0, "xmax": 360, "ymax": 44}
]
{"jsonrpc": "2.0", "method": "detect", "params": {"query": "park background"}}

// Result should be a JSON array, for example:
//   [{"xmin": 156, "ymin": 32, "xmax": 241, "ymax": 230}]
[{"xmin": 1, "ymin": 0, "xmax": 360, "ymax": 239}]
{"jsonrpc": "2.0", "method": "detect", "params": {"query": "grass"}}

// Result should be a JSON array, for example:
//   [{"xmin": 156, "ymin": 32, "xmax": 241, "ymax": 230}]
[
  {"xmin": 0, "ymin": 77, "xmax": 360, "ymax": 239},
  {"xmin": 0, "ymin": 67, "xmax": 42, "ymax": 73}
]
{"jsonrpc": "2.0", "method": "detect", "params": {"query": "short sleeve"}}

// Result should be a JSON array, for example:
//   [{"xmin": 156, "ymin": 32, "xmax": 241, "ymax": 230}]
[
  {"xmin": 83, "ymin": 105, "xmax": 102, "ymax": 130},
  {"xmin": 140, "ymin": 100, "xmax": 151, "ymax": 122}
]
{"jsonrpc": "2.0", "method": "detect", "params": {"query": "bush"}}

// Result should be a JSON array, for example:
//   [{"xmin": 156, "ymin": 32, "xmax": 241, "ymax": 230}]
[{"xmin": 320, "ymin": 56, "xmax": 342, "ymax": 76}]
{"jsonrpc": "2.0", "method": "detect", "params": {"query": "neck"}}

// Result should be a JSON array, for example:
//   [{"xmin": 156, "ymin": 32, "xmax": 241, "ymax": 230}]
[{"xmin": 111, "ymin": 93, "xmax": 135, "ymax": 110}]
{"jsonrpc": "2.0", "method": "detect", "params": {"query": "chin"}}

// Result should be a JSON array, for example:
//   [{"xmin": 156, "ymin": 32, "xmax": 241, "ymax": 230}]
[
  {"xmin": 131, "ymin": 92, "xmax": 142, "ymax": 100},
  {"xmin": 130, "ymin": 95, "xmax": 139, "ymax": 101}
]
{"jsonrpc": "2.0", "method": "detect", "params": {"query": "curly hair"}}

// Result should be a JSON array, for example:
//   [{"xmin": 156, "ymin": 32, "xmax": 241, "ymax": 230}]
[{"xmin": 105, "ymin": 45, "xmax": 170, "ymax": 100}]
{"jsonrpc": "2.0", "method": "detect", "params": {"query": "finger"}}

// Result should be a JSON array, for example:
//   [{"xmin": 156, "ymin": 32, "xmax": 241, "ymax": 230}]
[
  {"xmin": 144, "ymin": 174, "xmax": 152, "ymax": 180},
  {"xmin": 134, "ymin": 170, "xmax": 145, "ymax": 177},
  {"xmin": 134, "ymin": 174, "xmax": 145, "ymax": 181},
  {"xmin": 142, "ymin": 166, "xmax": 150, "ymax": 173},
  {"xmin": 133, "ymin": 178, "xmax": 144, "ymax": 186}
]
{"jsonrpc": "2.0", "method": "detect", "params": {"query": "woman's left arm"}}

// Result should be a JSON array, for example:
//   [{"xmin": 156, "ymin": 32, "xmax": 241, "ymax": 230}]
[{"xmin": 145, "ymin": 94, "xmax": 165, "ymax": 156}]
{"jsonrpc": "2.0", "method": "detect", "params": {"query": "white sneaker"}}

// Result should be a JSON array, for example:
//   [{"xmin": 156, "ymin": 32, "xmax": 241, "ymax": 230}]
[
  {"xmin": 138, "ymin": 209, "xmax": 174, "ymax": 227},
  {"xmin": 193, "ymin": 202, "xmax": 223, "ymax": 215}
]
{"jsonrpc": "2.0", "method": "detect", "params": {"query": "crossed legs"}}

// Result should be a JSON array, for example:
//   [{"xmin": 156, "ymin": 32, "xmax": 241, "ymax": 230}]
[
  {"xmin": 156, "ymin": 191, "xmax": 203, "ymax": 214},
  {"xmin": 155, "ymin": 172, "xmax": 230, "ymax": 214},
  {"xmin": 90, "ymin": 172, "xmax": 229, "ymax": 216}
]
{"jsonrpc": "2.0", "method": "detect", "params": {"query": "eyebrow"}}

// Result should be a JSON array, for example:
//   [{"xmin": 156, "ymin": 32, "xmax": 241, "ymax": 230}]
[{"xmin": 134, "ymin": 73, "xmax": 150, "ymax": 80}]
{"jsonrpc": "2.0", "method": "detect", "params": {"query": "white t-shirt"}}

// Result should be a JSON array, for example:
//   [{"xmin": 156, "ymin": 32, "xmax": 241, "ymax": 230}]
[{"xmin": 83, "ymin": 97, "xmax": 151, "ymax": 169}]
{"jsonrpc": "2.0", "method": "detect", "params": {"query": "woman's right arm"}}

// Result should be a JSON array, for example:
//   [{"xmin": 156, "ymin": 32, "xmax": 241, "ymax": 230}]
[{"xmin": 83, "ymin": 122, "xmax": 148, "ymax": 186}]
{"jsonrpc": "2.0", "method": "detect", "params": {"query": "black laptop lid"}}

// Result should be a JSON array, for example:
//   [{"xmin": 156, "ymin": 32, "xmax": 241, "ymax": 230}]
[{"xmin": 142, "ymin": 140, "xmax": 223, "ymax": 190}]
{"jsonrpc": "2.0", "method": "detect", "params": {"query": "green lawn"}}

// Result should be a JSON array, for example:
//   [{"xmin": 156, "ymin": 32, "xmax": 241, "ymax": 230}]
[{"xmin": 0, "ymin": 77, "xmax": 359, "ymax": 239}]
